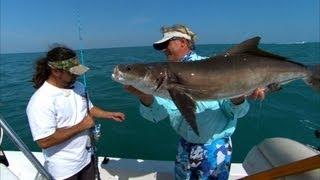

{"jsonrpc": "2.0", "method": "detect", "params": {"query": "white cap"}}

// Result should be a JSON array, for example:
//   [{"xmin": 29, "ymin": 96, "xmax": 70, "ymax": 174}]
[{"xmin": 153, "ymin": 31, "xmax": 192, "ymax": 50}]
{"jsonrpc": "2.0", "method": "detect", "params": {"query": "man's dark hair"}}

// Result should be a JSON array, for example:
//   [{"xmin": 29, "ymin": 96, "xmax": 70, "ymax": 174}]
[{"xmin": 32, "ymin": 46, "xmax": 76, "ymax": 89}]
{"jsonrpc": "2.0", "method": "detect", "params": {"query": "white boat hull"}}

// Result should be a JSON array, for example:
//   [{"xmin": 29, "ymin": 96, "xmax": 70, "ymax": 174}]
[{"xmin": 3, "ymin": 151, "xmax": 247, "ymax": 180}]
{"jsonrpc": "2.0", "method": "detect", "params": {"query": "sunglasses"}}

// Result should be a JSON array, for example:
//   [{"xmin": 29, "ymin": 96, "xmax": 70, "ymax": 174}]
[{"xmin": 155, "ymin": 37, "xmax": 184, "ymax": 50}]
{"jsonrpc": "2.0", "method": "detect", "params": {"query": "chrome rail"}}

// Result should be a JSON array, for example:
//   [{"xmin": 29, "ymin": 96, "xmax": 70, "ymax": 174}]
[{"xmin": 0, "ymin": 115, "xmax": 53, "ymax": 180}]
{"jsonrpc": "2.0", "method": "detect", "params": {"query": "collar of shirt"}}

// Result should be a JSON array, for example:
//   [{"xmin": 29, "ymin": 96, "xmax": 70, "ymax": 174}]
[{"xmin": 181, "ymin": 51, "xmax": 196, "ymax": 62}]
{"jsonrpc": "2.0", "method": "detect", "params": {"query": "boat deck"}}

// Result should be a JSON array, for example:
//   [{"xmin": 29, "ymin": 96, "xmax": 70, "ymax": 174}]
[{"xmin": 4, "ymin": 151, "xmax": 247, "ymax": 180}]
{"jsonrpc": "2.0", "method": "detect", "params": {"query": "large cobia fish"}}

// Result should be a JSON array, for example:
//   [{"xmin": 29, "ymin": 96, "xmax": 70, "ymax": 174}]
[{"xmin": 112, "ymin": 37, "xmax": 320, "ymax": 135}]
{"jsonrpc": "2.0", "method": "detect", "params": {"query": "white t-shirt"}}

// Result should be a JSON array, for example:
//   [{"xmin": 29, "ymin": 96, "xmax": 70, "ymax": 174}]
[{"xmin": 27, "ymin": 81, "xmax": 93, "ymax": 180}]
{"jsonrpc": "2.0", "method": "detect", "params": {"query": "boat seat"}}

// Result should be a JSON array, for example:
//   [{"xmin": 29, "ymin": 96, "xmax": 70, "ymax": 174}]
[{"xmin": 242, "ymin": 137, "xmax": 320, "ymax": 179}]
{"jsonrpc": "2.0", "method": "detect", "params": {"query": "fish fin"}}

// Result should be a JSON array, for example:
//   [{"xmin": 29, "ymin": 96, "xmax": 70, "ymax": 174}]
[
  {"xmin": 267, "ymin": 83, "xmax": 282, "ymax": 93},
  {"xmin": 168, "ymin": 88, "xmax": 200, "ymax": 136},
  {"xmin": 225, "ymin": 36, "xmax": 261, "ymax": 55},
  {"xmin": 223, "ymin": 36, "xmax": 287, "ymax": 60}
]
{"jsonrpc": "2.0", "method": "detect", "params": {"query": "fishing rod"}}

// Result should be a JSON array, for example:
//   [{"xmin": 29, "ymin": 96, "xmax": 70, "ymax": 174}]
[{"xmin": 76, "ymin": 11, "xmax": 101, "ymax": 180}]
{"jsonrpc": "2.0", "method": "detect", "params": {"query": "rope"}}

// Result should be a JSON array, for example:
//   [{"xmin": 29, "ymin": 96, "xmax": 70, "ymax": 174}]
[{"xmin": 76, "ymin": 11, "xmax": 101, "ymax": 180}]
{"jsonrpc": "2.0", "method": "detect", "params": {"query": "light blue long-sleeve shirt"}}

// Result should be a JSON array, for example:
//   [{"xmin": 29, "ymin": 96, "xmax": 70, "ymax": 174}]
[{"xmin": 139, "ymin": 51, "xmax": 250, "ymax": 144}]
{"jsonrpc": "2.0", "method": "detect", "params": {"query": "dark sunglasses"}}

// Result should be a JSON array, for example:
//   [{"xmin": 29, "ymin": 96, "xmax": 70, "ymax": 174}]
[{"xmin": 153, "ymin": 37, "xmax": 184, "ymax": 50}]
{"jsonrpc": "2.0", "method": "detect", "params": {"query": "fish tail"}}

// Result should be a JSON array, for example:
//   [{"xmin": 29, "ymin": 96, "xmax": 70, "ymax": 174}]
[{"xmin": 306, "ymin": 64, "xmax": 320, "ymax": 91}]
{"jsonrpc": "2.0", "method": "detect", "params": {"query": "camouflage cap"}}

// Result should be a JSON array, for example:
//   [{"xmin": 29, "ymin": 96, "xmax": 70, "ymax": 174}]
[{"xmin": 48, "ymin": 57, "xmax": 89, "ymax": 75}]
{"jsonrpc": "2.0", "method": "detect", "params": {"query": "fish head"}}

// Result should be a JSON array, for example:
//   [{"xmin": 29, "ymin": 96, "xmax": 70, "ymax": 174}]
[{"xmin": 112, "ymin": 63, "xmax": 168, "ymax": 94}]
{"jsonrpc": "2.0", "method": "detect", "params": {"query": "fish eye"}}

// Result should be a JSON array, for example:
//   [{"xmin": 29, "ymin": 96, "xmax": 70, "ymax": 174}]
[{"xmin": 126, "ymin": 66, "xmax": 131, "ymax": 71}]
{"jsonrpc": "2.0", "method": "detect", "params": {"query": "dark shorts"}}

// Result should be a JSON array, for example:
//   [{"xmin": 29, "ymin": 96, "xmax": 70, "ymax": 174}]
[{"xmin": 64, "ymin": 159, "xmax": 95, "ymax": 180}]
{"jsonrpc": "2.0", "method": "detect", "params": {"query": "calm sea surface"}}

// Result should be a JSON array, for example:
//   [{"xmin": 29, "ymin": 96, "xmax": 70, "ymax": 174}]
[{"xmin": 0, "ymin": 43, "xmax": 319, "ymax": 162}]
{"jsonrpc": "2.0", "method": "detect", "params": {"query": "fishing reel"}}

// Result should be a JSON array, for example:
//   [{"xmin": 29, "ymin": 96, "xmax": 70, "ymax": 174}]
[
  {"xmin": 85, "ymin": 123, "xmax": 102, "ymax": 151},
  {"xmin": 92, "ymin": 123, "xmax": 101, "ymax": 141}
]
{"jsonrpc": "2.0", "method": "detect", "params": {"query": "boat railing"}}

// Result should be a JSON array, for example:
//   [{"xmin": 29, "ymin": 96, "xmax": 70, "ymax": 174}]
[{"xmin": 0, "ymin": 115, "xmax": 53, "ymax": 180}]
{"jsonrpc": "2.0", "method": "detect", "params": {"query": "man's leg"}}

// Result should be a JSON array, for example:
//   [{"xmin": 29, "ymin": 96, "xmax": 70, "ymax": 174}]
[
  {"xmin": 79, "ymin": 157, "xmax": 95, "ymax": 180},
  {"xmin": 175, "ymin": 138, "xmax": 191, "ymax": 180},
  {"xmin": 64, "ymin": 160, "xmax": 95, "ymax": 180},
  {"xmin": 189, "ymin": 138, "xmax": 232, "ymax": 180}
]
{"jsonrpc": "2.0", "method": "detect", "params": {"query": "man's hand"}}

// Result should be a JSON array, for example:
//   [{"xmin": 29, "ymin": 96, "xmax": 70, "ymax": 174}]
[
  {"xmin": 231, "ymin": 87, "xmax": 266, "ymax": 105},
  {"xmin": 81, "ymin": 114, "xmax": 95, "ymax": 130},
  {"xmin": 89, "ymin": 107, "xmax": 125, "ymax": 122},
  {"xmin": 107, "ymin": 112, "xmax": 125, "ymax": 122},
  {"xmin": 124, "ymin": 85, "xmax": 154, "ymax": 106},
  {"xmin": 249, "ymin": 87, "xmax": 266, "ymax": 100}
]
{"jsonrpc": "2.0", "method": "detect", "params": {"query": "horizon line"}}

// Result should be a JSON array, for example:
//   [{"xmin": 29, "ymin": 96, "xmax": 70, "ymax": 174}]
[{"xmin": 1, "ymin": 41, "xmax": 319, "ymax": 55}]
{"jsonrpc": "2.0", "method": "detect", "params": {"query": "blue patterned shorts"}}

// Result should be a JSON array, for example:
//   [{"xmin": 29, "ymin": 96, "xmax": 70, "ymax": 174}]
[{"xmin": 175, "ymin": 138, "xmax": 232, "ymax": 180}]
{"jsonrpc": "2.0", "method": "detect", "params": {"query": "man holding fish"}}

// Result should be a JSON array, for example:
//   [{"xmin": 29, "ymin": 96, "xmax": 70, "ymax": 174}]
[{"xmin": 119, "ymin": 24, "xmax": 265, "ymax": 179}]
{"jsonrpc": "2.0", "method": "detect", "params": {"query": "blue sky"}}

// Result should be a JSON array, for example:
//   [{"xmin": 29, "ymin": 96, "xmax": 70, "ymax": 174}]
[{"xmin": 1, "ymin": 0, "xmax": 319, "ymax": 53}]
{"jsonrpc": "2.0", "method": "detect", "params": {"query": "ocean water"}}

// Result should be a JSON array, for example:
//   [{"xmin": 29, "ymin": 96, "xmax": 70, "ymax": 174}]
[{"xmin": 0, "ymin": 43, "xmax": 319, "ymax": 163}]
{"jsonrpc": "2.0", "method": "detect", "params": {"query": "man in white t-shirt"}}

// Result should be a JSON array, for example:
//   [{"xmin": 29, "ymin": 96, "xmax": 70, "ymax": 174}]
[{"xmin": 27, "ymin": 46, "xmax": 125, "ymax": 180}]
